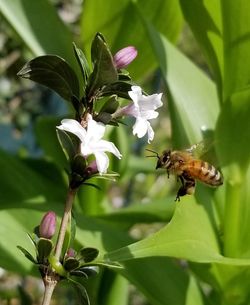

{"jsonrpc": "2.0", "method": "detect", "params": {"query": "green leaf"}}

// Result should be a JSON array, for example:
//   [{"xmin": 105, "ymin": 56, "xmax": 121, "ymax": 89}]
[
  {"xmin": 99, "ymin": 273, "xmax": 129, "ymax": 305},
  {"xmin": 216, "ymin": 90, "xmax": 250, "ymax": 180},
  {"xmin": 122, "ymin": 257, "xmax": 190, "ymax": 305},
  {"xmin": 101, "ymin": 81, "xmax": 132, "ymax": 99},
  {"xmin": 0, "ymin": 0, "xmax": 76, "ymax": 66},
  {"xmin": 0, "ymin": 150, "xmax": 65, "ymax": 209},
  {"xmin": 81, "ymin": 0, "xmax": 183, "ymax": 79},
  {"xmin": 17, "ymin": 55, "xmax": 79, "ymax": 102},
  {"xmin": 35, "ymin": 116, "xmax": 68, "ymax": 169},
  {"xmin": 186, "ymin": 275, "xmax": 204, "ymax": 305},
  {"xmin": 79, "ymin": 247, "xmax": 99, "ymax": 263},
  {"xmin": 64, "ymin": 257, "xmax": 80, "ymax": 271},
  {"xmin": 109, "ymin": 125, "xmax": 129, "ymax": 176},
  {"xmin": 56, "ymin": 128, "xmax": 80, "ymax": 164},
  {"xmin": 221, "ymin": 0, "xmax": 250, "ymax": 100},
  {"xmin": 17, "ymin": 246, "xmax": 37, "ymax": 264},
  {"xmin": 70, "ymin": 280, "xmax": 90, "ymax": 305},
  {"xmin": 95, "ymin": 96, "xmax": 119, "ymax": 124},
  {"xmin": 91, "ymin": 261, "xmax": 123, "ymax": 269},
  {"xmin": 98, "ymin": 198, "xmax": 175, "ymax": 225},
  {"xmin": 179, "ymin": 0, "xmax": 223, "ymax": 95},
  {"xmin": 104, "ymin": 198, "xmax": 250, "ymax": 266},
  {"xmin": 73, "ymin": 42, "xmax": 90, "ymax": 90},
  {"xmin": 143, "ymin": 22, "xmax": 220, "ymax": 147},
  {"xmin": 87, "ymin": 33, "xmax": 118, "ymax": 97},
  {"xmin": 71, "ymin": 154, "xmax": 87, "ymax": 177},
  {"xmin": 70, "ymin": 266, "xmax": 99, "ymax": 278},
  {"xmin": 99, "ymin": 96, "xmax": 119, "ymax": 114},
  {"xmin": 37, "ymin": 238, "xmax": 53, "ymax": 263}
]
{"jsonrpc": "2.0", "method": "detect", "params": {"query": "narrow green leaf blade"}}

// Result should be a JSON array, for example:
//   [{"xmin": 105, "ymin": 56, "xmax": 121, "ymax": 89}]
[
  {"xmin": 179, "ymin": 0, "xmax": 223, "ymax": 94},
  {"xmin": 17, "ymin": 246, "xmax": 37, "ymax": 264},
  {"xmin": 221, "ymin": 0, "xmax": 250, "ymax": 99},
  {"xmin": 144, "ymin": 23, "xmax": 220, "ymax": 147}
]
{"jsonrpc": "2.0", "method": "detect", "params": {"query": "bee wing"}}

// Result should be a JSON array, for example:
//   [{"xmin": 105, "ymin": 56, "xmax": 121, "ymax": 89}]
[
  {"xmin": 186, "ymin": 139, "xmax": 220, "ymax": 167},
  {"xmin": 186, "ymin": 141, "xmax": 207, "ymax": 157}
]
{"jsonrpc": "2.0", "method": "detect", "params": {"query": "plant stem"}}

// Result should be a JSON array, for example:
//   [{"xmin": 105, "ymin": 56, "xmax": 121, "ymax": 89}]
[
  {"xmin": 41, "ymin": 276, "xmax": 58, "ymax": 305},
  {"xmin": 54, "ymin": 187, "xmax": 77, "ymax": 261},
  {"xmin": 224, "ymin": 182, "xmax": 241, "ymax": 257}
]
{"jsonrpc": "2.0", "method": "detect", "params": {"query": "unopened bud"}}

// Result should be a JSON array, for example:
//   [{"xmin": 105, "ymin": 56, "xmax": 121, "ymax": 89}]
[
  {"xmin": 85, "ymin": 160, "xmax": 98, "ymax": 176},
  {"xmin": 113, "ymin": 46, "xmax": 137, "ymax": 69},
  {"xmin": 66, "ymin": 248, "xmax": 76, "ymax": 258},
  {"xmin": 39, "ymin": 211, "xmax": 56, "ymax": 239}
]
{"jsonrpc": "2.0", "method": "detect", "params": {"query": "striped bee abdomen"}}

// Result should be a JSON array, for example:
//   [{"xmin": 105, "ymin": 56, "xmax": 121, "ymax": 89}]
[{"xmin": 188, "ymin": 160, "xmax": 223, "ymax": 186}]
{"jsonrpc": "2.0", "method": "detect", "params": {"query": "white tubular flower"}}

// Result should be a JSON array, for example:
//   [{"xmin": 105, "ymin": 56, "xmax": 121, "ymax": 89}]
[
  {"xmin": 57, "ymin": 115, "xmax": 122, "ymax": 174},
  {"xmin": 122, "ymin": 86, "xmax": 163, "ymax": 143}
]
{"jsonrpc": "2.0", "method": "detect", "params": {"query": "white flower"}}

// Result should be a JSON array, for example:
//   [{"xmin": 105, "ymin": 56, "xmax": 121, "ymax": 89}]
[
  {"xmin": 57, "ymin": 115, "xmax": 122, "ymax": 174},
  {"xmin": 119, "ymin": 86, "xmax": 163, "ymax": 143}
]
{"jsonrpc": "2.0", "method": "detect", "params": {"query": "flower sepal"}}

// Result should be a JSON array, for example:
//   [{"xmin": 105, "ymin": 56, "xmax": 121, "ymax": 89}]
[
  {"xmin": 64, "ymin": 257, "xmax": 80, "ymax": 272},
  {"xmin": 37, "ymin": 238, "xmax": 54, "ymax": 264},
  {"xmin": 78, "ymin": 247, "xmax": 99, "ymax": 263},
  {"xmin": 95, "ymin": 96, "xmax": 119, "ymax": 125},
  {"xmin": 71, "ymin": 154, "xmax": 87, "ymax": 176},
  {"xmin": 118, "ymin": 70, "xmax": 132, "ymax": 81}
]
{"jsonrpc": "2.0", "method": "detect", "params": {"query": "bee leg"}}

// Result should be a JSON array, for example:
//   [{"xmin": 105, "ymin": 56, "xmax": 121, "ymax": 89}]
[
  {"xmin": 182, "ymin": 172, "xmax": 196, "ymax": 196},
  {"xmin": 175, "ymin": 175, "xmax": 185, "ymax": 201},
  {"xmin": 175, "ymin": 174, "xmax": 196, "ymax": 201}
]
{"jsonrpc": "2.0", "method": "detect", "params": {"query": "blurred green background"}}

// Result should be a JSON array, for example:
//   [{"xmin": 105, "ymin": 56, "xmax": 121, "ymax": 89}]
[{"xmin": 1, "ymin": 0, "xmax": 250, "ymax": 305}]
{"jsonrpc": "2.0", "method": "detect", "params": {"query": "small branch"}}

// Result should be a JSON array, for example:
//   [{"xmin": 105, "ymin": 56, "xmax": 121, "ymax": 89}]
[
  {"xmin": 54, "ymin": 187, "xmax": 77, "ymax": 261},
  {"xmin": 41, "ymin": 276, "xmax": 58, "ymax": 305}
]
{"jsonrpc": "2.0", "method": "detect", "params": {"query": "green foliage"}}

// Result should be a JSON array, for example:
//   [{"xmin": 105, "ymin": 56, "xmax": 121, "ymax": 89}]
[
  {"xmin": 17, "ymin": 55, "xmax": 80, "ymax": 102},
  {"xmin": 1, "ymin": 1, "xmax": 250, "ymax": 305}
]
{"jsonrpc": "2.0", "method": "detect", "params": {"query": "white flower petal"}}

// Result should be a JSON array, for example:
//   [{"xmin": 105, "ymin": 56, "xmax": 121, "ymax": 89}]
[
  {"xmin": 57, "ymin": 119, "xmax": 86, "ymax": 142},
  {"xmin": 94, "ymin": 140, "xmax": 122, "ymax": 158},
  {"xmin": 94, "ymin": 151, "xmax": 109, "ymax": 174},
  {"xmin": 127, "ymin": 86, "xmax": 163, "ymax": 142},
  {"xmin": 132, "ymin": 118, "xmax": 148, "ymax": 138},
  {"xmin": 80, "ymin": 142, "xmax": 92, "ymax": 157},
  {"xmin": 142, "ymin": 94, "xmax": 163, "ymax": 110},
  {"xmin": 146, "ymin": 121, "xmax": 155, "ymax": 143},
  {"xmin": 140, "ymin": 109, "xmax": 159, "ymax": 120},
  {"xmin": 85, "ymin": 115, "xmax": 106, "ymax": 142},
  {"xmin": 128, "ymin": 86, "xmax": 142, "ymax": 106},
  {"xmin": 58, "ymin": 116, "xmax": 121, "ymax": 174}
]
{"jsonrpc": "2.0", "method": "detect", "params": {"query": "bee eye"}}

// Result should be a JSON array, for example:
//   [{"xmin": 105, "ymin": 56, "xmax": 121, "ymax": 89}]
[{"xmin": 162, "ymin": 155, "xmax": 169, "ymax": 163}]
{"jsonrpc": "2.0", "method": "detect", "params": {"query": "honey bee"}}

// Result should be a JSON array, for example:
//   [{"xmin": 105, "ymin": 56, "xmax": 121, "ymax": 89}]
[{"xmin": 147, "ymin": 146, "xmax": 223, "ymax": 201}]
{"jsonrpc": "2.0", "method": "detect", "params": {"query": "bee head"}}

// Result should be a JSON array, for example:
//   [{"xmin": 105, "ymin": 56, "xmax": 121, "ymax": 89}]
[{"xmin": 156, "ymin": 150, "xmax": 171, "ymax": 169}]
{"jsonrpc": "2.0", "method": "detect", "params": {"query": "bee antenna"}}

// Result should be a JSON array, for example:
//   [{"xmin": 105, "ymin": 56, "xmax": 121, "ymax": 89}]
[{"xmin": 145, "ymin": 148, "xmax": 160, "ymax": 159}]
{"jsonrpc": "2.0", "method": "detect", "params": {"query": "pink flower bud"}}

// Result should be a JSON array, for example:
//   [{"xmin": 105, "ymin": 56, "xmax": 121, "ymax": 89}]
[
  {"xmin": 85, "ymin": 160, "xmax": 98, "ymax": 176},
  {"xmin": 66, "ymin": 248, "xmax": 76, "ymax": 258},
  {"xmin": 39, "ymin": 211, "xmax": 56, "ymax": 239},
  {"xmin": 113, "ymin": 46, "xmax": 138, "ymax": 69}
]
